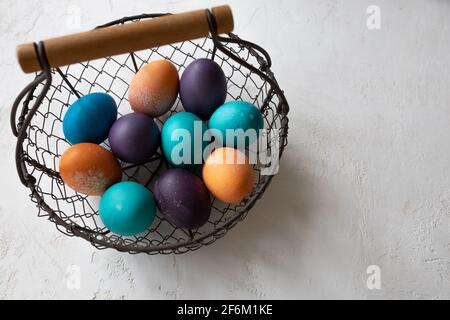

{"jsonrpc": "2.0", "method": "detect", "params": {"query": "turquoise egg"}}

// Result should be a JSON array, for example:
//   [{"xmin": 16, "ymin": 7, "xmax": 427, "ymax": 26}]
[
  {"xmin": 208, "ymin": 100, "xmax": 264, "ymax": 148},
  {"xmin": 161, "ymin": 112, "xmax": 208, "ymax": 167},
  {"xmin": 63, "ymin": 92, "xmax": 117, "ymax": 145},
  {"xmin": 99, "ymin": 181, "xmax": 156, "ymax": 236}
]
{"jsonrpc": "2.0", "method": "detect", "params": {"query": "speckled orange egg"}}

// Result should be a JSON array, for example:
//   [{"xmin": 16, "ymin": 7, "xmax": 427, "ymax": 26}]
[
  {"xmin": 202, "ymin": 147, "xmax": 255, "ymax": 204},
  {"xmin": 128, "ymin": 60, "xmax": 179, "ymax": 117},
  {"xmin": 59, "ymin": 143, "xmax": 122, "ymax": 196}
]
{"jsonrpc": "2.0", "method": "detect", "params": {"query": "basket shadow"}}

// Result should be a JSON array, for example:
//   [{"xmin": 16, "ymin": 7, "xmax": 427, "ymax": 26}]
[
  {"xmin": 122, "ymin": 151, "xmax": 334, "ymax": 298},
  {"xmin": 188, "ymin": 151, "xmax": 319, "ymax": 259}
]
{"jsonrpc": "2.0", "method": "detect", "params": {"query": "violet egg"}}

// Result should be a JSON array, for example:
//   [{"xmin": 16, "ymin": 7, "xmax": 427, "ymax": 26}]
[
  {"xmin": 179, "ymin": 58, "xmax": 227, "ymax": 120},
  {"xmin": 109, "ymin": 112, "xmax": 160, "ymax": 164},
  {"xmin": 154, "ymin": 168, "xmax": 211, "ymax": 229}
]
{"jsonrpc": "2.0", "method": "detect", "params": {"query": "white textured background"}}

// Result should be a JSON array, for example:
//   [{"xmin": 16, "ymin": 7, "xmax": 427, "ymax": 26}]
[{"xmin": 1, "ymin": 0, "xmax": 450, "ymax": 300}]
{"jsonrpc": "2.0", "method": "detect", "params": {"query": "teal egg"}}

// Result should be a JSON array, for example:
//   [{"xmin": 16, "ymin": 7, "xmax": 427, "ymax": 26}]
[
  {"xmin": 208, "ymin": 100, "xmax": 264, "ymax": 148},
  {"xmin": 161, "ymin": 112, "xmax": 208, "ymax": 167},
  {"xmin": 99, "ymin": 181, "xmax": 156, "ymax": 236},
  {"xmin": 63, "ymin": 92, "xmax": 117, "ymax": 145}
]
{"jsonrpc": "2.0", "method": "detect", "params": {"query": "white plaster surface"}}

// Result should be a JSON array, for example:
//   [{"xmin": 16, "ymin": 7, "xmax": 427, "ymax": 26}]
[{"xmin": 1, "ymin": 0, "xmax": 450, "ymax": 300}]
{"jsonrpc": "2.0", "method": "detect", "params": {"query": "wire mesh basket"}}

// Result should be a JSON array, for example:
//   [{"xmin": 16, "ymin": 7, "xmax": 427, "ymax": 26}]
[{"xmin": 10, "ymin": 8, "xmax": 289, "ymax": 254}]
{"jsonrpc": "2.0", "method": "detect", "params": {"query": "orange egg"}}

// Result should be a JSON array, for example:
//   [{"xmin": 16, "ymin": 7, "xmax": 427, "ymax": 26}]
[
  {"xmin": 59, "ymin": 143, "xmax": 122, "ymax": 196},
  {"xmin": 202, "ymin": 147, "xmax": 255, "ymax": 204},
  {"xmin": 128, "ymin": 60, "xmax": 179, "ymax": 117}
]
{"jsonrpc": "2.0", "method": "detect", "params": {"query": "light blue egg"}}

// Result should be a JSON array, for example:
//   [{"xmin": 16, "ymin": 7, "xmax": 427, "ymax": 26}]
[
  {"xmin": 99, "ymin": 181, "xmax": 156, "ymax": 236},
  {"xmin": 63, "ymin": 92, "xmax": 117, "ymax": 145},
  {"xmin": 161, "ymin": 112, "xmax": 208, "ymax": 167},
  {"xmin": 208, "ymin": 100, "xmax": 264, "ymax": 148}
]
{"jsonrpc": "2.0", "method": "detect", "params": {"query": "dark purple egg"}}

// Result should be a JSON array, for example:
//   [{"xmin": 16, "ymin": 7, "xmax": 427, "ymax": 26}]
[
  {"xmin": 179, "ymin": 58, "xmax": 227, "ymax": 120},
  {"xmin": 154, "ymin": 168, "xmax": 211, "ymax": 229},
  {"xmin": 109, "ymin": 112, "xmax": 160, "ymax": 164}
]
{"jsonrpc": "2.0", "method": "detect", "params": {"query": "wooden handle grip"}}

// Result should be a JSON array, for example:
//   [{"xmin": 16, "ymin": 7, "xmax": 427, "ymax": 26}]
[{"xmin": 17, "ymin": 5, "xmax": 233, "ymax": 73}]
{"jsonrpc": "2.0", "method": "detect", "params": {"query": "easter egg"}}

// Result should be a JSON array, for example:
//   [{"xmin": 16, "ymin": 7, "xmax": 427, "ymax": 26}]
[
  {"xmin": 209, "ymin": 100, "xmax": 264, "ymax": 148},
  {"xmin": 99, "ymin": 181, "xmax": 156, "ymax": 236},
  {"xmin": 128, "ymin": 60, "xmax": 179, "ymax": 117},
  {"xmin": 202, "ymin": 147, "xmax": 255, "ymax": 204},
  {"xmin": 154, "ymin": 169, "xmax": 211, "ymax": 229},
  {"xmin": 63, "ymin": 92, "xmax": 117, "ymax": 145},
  {"xmin": 59, "ymin": 143, "xmax": 122, "ymax": 196},
  {"xmin": 109, "ymin": 112, "xmax": 160, "ymax": 164},
  {"xmin": 161, "ymin": 112, "xmax": 208, "ymax": 167},
  {"xmin": 179, "ymin": 58, "xmax": 227, "ymax": 120}
]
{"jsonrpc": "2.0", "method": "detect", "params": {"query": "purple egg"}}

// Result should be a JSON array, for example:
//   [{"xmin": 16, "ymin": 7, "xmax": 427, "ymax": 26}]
[
  {"xmin": 179, "ymin": 58, "xmax": 227, "ymax": 120},
  {"xmin": 109, "ymin": 112, "xmax": 160, "ymax": 164},
  {"xmin": 154, "ymin": 169, "xmax": 211, "ymax": 229}
]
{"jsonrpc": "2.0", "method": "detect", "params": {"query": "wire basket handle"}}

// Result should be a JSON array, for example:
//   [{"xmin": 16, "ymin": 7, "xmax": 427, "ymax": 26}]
[{"xmin": 16, "ymin": 5, "xmax": 233, "ymax": 74}]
